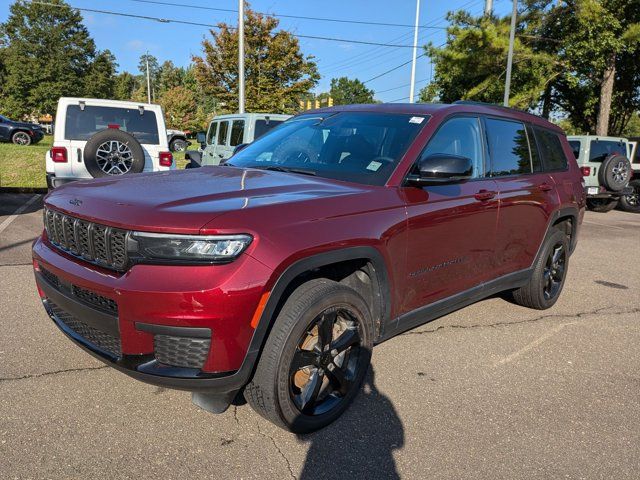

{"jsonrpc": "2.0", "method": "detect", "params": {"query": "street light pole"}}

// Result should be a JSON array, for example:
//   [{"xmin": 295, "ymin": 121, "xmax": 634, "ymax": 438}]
[
  {"xmin": 238, "ymin": 0, "xmax": 245, "ymax": 114},
  {"xmin": 409, "ymin": 0, "xmax": 421, "ymax": 103},
  {"xmin": 503, "ymin": 0, "xmax": 517, "ymax": 107},
  {"xmin": 484, "ymin": 0, "xmax": 493, "ymax": 16},
  {"xmin": 145, "ymin": 51, "xmax": 151, "ymax": 104}
]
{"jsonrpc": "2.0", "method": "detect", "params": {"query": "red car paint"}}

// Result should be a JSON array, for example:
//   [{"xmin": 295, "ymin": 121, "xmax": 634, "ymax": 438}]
[{"xmin": 33, "ymin": 103, "xmax": 585, "ymax": 385}]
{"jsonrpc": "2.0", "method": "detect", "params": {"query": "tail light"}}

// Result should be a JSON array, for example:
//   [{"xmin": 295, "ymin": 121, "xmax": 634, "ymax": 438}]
[
  {"xmin": 50, "ymin": 146, "xmax": 67, "ymax": 163},
  {"xmin": 580, "ymin": 166, "xmax": 591, "ymax": 176},
  {"xmin": 159, "ymin": 151, "xmax": 173, "ymax": 167}
]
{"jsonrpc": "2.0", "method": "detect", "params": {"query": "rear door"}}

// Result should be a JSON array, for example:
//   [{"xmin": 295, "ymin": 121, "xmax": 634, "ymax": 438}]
[
  {"xmin": 402, "ymin": 115, "xmax": 500, "ymax": 311},
  {"xmin": 485, "ymin": 118, "xmax": 557, "ymax": 276},
  {"xmin": 202, "ymin": 121, "xmax": 219, "ymax": 165}
]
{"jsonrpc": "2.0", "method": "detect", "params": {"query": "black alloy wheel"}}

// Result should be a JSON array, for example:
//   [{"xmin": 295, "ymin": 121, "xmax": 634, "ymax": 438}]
[
  {"xmin": 289, "ymin": 306, "xmax": 363, "ymax": 416},
  {"xmin": 543, "ymin": 243, "xmax": 566, "ymax": 301}
]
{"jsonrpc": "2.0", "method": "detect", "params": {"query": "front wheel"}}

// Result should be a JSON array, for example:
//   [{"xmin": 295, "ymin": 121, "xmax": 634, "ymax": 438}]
[
  {"xmin": 511, "ymin": 228, "xmax": 569, "ymax": 310},
  {"xmin": 245, "ymin": 279, "xmax": 373, "ymax": 433},
  {"xmin": 618, "ymin": 179, "xmax": 640, "ymax": 213},
  {"xmin": 11, "ymin": 131, "xmax": 31, "ymax": 146},
  {"xmin": 586, "ymin": 197, "xmax": 618, "ymax": 212}
]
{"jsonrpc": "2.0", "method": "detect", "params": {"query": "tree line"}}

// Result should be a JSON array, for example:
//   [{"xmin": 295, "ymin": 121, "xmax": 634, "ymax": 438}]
[{"xmin": 0, "ymin": 0, "xmax": 638, "ymax": 136}]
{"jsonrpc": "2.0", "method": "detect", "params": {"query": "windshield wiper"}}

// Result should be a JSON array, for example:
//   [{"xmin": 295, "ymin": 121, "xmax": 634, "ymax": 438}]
[{"xmin": 252, "ymin": 165, "xmax": 317, "ymax": 176}]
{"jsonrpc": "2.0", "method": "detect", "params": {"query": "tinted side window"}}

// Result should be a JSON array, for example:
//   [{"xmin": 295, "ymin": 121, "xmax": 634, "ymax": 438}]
[
  {"xmin": 568, "ymin": 140, "xmax": 581, "ymax": 159},
  {"xmin": 206, "ymin": 122, "xmax": 218, "ymax": 145},
  {"xmin": 230, "ymin": 120, "xmax": 245, "ymax": 146},
  {"xmin": 589, "ymin": 140, "xmax": 626, "ymax": 162},
  {"xmin": 485, "ymin": 118, "xmax": 531, "ymax": 176},
  {"xmin": 526, "ymin": 124, "xmax": 542, "ymax": 172},
  {"xmin": 217, "ymin": 121, "xmax": 229, "ymax": 146},
  {"xmin": 255, "ymin": 119, "xmax": 283, "ymax": 139},
  {"xmin": 535, "ymin": 128, "xmax": 568, "ymax": 170},
  {"xmin": 420, "ymin": 116, "xmax": 484, "ymax": 177}
]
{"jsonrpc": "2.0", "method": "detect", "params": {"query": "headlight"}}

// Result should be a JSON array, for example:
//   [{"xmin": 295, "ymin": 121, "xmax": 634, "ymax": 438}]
[{"xmin": 129, "ymin": 232, "xmax": 252, "ymax": 264}]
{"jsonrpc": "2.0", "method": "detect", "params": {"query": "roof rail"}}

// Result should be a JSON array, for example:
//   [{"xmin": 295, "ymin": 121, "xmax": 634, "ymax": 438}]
[{"xmin": 453, "ymin": 99, "xmax": 528, "ymax": 114}]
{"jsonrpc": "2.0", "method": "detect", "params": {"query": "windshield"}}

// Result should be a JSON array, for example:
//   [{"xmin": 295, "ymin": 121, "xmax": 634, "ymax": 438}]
[{"xmin": 228, "ymin": 112, "xmax": 429, "ymax": 186}]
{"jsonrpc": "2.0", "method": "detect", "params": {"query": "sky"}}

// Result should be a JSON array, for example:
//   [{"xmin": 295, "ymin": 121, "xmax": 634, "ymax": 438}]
[{"xmin": 0, "ymin": 0, "xmax": 512, "ymax": 103}]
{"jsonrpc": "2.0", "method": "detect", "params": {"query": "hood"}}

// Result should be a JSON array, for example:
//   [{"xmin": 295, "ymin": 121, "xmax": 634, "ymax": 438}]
[{"xmin": 45, "ymin": 166, "xmax": 368, "ymax": 234}]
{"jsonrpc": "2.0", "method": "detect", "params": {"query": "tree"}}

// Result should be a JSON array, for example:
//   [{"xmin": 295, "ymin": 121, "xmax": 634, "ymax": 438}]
[
  {"xmin": 84, "ymin": 50, "xmax": 117, "ymax": 99},
  {"xmin": 159, "ymin": 86, "xmax": 204, "ymax": 132},
  {"xmin": 329, "ymin": 77, "xmax": 376, "ymax": 105},
  {"xmin": 419, "ymin": 9, "xmax": 557, "ymax": 110},
  {"xmin": 157, "ymin": 60, "xmax": 185, "ymax": 95},
  {"xmin": 113, "ymin": 72, "xmax": 137, "ymax": 101},
  {"xmin": 0, "ymin": 0, "xmax": 97, "ymax": 117},
  {"xmin": 192, "ymin": 7, "xmax": 319, "ymax": 114},
  {"xmin": 138, "ymin": 53, "xmax": 160, "ymax": 101}
]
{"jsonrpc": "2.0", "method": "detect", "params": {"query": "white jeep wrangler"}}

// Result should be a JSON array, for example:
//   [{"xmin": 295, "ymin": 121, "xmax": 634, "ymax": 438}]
[{"xmin": 46, "ymin": 97, "xmax": 174, "ymax": 189}]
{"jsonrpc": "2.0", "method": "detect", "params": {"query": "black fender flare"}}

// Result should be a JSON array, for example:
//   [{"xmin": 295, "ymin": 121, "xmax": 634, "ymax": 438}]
[{"xmin": 532, "ymin": 206, "xmax": 580, "ymax": 267}]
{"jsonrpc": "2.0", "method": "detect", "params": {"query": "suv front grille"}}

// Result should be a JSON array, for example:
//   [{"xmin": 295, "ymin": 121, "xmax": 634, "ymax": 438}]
[
  {"xmin": 48, "ymin": 301, "xmax": 121, "ymax": 357},
  {"xmin": 44, "ymin": 207, "xmax": 129, "ymax": 271}
]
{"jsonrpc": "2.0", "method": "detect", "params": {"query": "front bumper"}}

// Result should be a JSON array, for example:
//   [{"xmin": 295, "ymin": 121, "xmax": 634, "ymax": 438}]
[{"xmin": 32, "ymin": 236, "xmax": 273, "ymax": 394}]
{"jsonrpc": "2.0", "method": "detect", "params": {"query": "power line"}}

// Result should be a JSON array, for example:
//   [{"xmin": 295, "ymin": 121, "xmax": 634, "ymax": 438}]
[
  {"xmin": 362, "ymin": 53, "xmax": 427, "ymax": 84},
  {"xmin": 375, "ymin": 78, "xmax": 428, "ymax": 94},
  {"xmin": 30, "ymin": 1, "xmax": 424, "ymax": 49},
  {"xmin": 128, "ymin": 0, "xmax": 448, "ymax": 29}
]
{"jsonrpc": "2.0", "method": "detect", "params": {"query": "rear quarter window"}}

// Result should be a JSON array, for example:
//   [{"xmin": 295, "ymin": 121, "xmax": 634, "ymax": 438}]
[
  {"xmin": 534, "ymin": 128, "xmax": 568, "ymax": 171},
  {"xmin": 64, "ymin": 105, "xmax": 159, "ymax": 144}
]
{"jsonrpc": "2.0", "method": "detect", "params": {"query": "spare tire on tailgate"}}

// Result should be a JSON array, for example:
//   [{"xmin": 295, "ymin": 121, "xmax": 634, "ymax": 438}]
[
  {"xmin": 598, "ymin": 154, "xmax": 631, "ymax": 192},
  {"xmin": 84, "ymin": 129, "xmax": 146, "ymax": 178}
]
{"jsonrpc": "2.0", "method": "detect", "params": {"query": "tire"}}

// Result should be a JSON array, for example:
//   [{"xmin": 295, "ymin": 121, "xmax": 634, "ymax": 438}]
[
  {"xmin": 511, "ymin": 228, "xmax": 569, "ymax": 310},
  {"xmin": 586, "ymin": 197, "xmax": 619, "ymax": 212},
  {"xmin": 244, "ymin": 279, "xmax": 373, "ymax": 433},
  {"xmin": 11, "ymin": 131, "xmax": 31, "ymax": 146},
  {"xmin": 598, "ymin": 154, "xmax": 631, "ymax": 192},
  {"xmin": 83, "ymin": 129, "xmax": 145, "ymax": 178},
  {"xmin": 169, "ymin": 138, "xmax": 187, "ymax": 152},
  {"xmin": 618, "ymin": 179, "xmax": 640, "ymax": 213}
]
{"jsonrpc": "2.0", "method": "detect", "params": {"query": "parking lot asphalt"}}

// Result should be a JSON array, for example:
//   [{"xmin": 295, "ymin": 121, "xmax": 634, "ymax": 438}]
[{"xmin": 1, "ymin": 193, "xmax": 639, "ymax": 480}]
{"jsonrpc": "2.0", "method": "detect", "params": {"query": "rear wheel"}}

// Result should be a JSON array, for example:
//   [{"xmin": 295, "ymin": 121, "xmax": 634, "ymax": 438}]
[
  {"xmin": 11, "ymin": 131, "xmax": 31, "ymax": 146},
  {"xmin": 618, "ymin": 179, "xmax": 640, "ymax": 213},
  {"xmin": 586, "ymin": 197, "xmax": 618, "ymax": 212},
  {"xmin": 511, "ymin": 228, "xmax": 569, "ymax": 310},
  {"xmin": 169, "ymin": 138, "xmax": 187, "ymax": 152},
  {"xmin": 244, "ymin": 279, "xmax": 373, "ymax": 433}
]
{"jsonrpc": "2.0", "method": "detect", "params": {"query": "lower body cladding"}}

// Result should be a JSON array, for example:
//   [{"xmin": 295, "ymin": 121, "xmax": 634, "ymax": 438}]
[{"xmin": 32, "ymin": 237, "xmax": 273, "ymax": 413}]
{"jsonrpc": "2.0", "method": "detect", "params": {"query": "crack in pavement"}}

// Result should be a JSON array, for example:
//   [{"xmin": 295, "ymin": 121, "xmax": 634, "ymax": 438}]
[
  {"xmin": 255, "ymin": 420, "xmax": 296, "ymax": 480},
  {"xmin": 0, "ymin": 365, "xmax": 108, "ymax": 382},
  {"xmin": 401, "ymin": 306, "xmax": 640, "ymax": 337}
]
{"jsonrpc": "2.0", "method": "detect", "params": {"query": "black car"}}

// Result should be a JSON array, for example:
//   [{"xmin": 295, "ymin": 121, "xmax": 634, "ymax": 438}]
[{"xmin": 0, "ymin": 114, "xmax": 45, "ymax": 146}]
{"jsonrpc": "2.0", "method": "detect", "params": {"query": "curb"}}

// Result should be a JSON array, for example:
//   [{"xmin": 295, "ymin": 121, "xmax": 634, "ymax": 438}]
[{"xmin": 0, "ymin": 187, "xmax": 47, "ymax": 194}]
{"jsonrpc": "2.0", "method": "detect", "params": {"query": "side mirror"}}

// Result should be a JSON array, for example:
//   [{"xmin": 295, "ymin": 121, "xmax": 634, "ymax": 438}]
[
  {"xmin": 232, "ymin": 143, "xmax": 249, "ymax": 156},
  {"xmin": 196, "ymin": 131, "xmax": 206, "ymax": 145},
  {"xmin": 407, "ymin": 154, "xmax": 473, "ymax": 186},
  {"xmin": 184, "ymin": 150, "xmax": 202, "ymax": 169}
]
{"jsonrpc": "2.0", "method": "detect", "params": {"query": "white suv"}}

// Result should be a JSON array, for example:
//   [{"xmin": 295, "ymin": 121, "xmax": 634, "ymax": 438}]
[{"xmin": 46, "ymin": 97, "xmax": 174, "ymax": 189}]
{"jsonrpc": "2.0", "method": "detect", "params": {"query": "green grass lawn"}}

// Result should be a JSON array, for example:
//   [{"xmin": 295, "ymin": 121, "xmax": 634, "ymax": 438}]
[
  {"xmin": 0, "ymin": 135, "xmax": 52, "ymax": 189},
  {"xmin": 0, "ymin": 136, "xmax": 188, "ymax": 189}
]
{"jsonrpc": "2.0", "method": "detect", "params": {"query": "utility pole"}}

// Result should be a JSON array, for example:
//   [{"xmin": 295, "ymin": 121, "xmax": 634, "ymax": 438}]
[
  {"xmin": 409, "ymin": 0, "xmax": 421, "ymax": 103},
  {"xmin": 145, "ymin": 51, "xmax": 151, "ymax": 104},
  {"xmin": 238, "ymin": 0, "xmax": 245, "ymax": 114},
  {"xmin": 484, "ymin": 0, "xmax": 493, "ymax": 16},
  {"xmin": 503, "ymin": 0, "xmax": 517, "ymax": 107}
]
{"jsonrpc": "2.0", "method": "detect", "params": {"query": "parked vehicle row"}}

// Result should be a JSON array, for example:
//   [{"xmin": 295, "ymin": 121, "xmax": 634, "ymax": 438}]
[{"xmin": 33, "ymin": 101, "xmax": 585, "ymax": 433}]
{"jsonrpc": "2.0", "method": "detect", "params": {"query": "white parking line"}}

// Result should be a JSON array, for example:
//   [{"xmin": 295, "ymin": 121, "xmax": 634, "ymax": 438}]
[
  {"xmin": 0, "ymin": 195, "xmax": 40, "ymax": 236},
  {"xmin": 494, "ymin": 321, "xmax": 576, "ymax": 366}
]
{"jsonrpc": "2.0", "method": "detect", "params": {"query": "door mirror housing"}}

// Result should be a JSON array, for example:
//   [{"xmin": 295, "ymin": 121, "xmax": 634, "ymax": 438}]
[
  {"xmin": 196, "ymin": 131, "xmax": 206, "ymax": 145},
  {"xmin": 184, "ymin": 150, "xmax": 202, "ymax": 169},
  {"xmin": 407, "ymin": 154, "xmax": 473, "ymax": 186}
]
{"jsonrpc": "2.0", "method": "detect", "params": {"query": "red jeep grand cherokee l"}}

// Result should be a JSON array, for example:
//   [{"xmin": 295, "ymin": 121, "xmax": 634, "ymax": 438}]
[{"xmin": 33, "ymin": 103, "xmax": 585, "ymax": 432}]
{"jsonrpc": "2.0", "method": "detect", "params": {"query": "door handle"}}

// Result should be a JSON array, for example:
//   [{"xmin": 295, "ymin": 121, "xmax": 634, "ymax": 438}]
[
  {"xmin": 474, "ymin": 190, "xmax": 496, "ymax": 201},
  {"xmin": 538, "ymin": 183, "xmax": 553, "ymax": 192}
]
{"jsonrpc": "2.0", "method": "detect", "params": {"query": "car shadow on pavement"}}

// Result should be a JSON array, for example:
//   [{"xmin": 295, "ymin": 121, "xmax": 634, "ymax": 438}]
[{"xmin": 297, "ymin": 367, "xmax": 404, "ymax": 480}]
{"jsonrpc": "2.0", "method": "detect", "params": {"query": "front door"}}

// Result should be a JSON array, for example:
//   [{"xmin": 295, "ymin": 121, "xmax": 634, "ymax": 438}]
[{"xmin": 402, "ymin": 116, "xmax": 500, "ymax": 313}]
